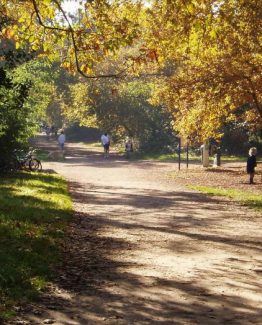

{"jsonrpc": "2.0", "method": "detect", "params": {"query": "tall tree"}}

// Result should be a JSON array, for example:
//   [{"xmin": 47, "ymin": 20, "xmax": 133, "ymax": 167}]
[
  {"xmin": 0, "ymin": 64, "xmax": 37, "ymax": 165},
  {"xmin": 62, "ymin": 79, "xmax": 175, "ymax": 151},
  {"xmin": 2, "ymin": 0, "xmax": 261, "ymax": 143},
  {"xmin": 144, "ymin": 0, "xmax": 262, "ymax": 142}
]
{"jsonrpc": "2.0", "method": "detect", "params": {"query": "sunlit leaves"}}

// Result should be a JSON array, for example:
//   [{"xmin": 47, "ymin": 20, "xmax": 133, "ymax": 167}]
[
  {"xmin": 61, "ymin": 82, "xmax": 98, "ymax": 127},
  {"xmin": 144, "ymin": 0, "xmax": 262, "ymax": 142},
  {"xmin": 1, "ymin": 0, "xmax": 143, "ymax": 78},
  {"xmin": 1, "ymin": 0, "xmax": 261, "ymax": 141}
]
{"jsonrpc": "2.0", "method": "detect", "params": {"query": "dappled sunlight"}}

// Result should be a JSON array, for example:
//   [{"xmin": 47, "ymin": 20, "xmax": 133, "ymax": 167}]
[
  {"xmin": 0, "ymin": 172, "xmax": 72, "ymax": 317},
  {"xmin": 22, "ymin": 177, "xmax": 262, "ymax": 324},
  {"xmin": 19, "ymin": 138, "xmax": 261, "ymax": 324}
]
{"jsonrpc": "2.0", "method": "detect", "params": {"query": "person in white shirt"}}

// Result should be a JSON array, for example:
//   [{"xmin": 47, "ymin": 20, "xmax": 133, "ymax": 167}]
[
  {"xmin": 58, "ymin": 131, "xmax": 66, "ymax": 150},
  {"xmin": 101, "ymin": 133, "xmax": 110, "ymax": 158}
]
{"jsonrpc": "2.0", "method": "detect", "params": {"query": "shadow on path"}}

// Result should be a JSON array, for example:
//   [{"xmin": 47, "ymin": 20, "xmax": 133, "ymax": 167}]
[
  {"xmin": 15, "ymin": 136, "xmax": 262, "ymax": 325},
  {"xmin": 21, "ymin": 178, "xmax": 262, "ymax": 325}
]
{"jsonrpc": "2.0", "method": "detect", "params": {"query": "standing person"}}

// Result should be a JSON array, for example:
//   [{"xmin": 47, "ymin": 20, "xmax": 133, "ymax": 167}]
[
  {"xmin": 246, "ymin": 147, "xmax": 257, "ymax": 184},
  {"xmin": 125, "ymin": 138, "xmax": 133, "ymax": 159},
  {"xmin": 58, "ymin": 130, "xmax": 66, "ymax": 151},
  {"xmin": 46, "ymin": 126, "xmax": 51, "ymax": 140},
  {"xmin": 101, "ymin": 132, "xmax": 110, "ymax": 158}
]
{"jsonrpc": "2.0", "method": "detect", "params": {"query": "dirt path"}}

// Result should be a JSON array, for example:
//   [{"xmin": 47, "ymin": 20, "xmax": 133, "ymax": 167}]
[{"xmin": 16, "ymin": 136, "xmax": 262, "ymax": 325}]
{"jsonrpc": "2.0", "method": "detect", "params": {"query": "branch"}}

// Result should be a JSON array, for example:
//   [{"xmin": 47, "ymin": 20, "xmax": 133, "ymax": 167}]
[
  {"xmin": 31, "ymin": 0, "xmax": 70, "ymax": 32},
  {"xmin": 32, "ymin": 1, "xmax": 160, "ymax": 80},
  {"xmin": 31, "ymin": 0, "xmax": 126, "ymax": 79}
]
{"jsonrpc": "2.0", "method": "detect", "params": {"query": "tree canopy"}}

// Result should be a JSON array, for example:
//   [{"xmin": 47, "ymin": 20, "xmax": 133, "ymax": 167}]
[
  {"xmin": 145, "ymin": 0, "xmax": 262, "ymax": 142},
  {"xmin": 1, "ymin": 0, "xmax": 262, "ymax": 144},
  {"xmin": 1, "ymin": 0, "xmax": 143, "ymax": 78},
  {"xmin": 62, "ymin": 78, "xmax": 175, "ymax": 150}
]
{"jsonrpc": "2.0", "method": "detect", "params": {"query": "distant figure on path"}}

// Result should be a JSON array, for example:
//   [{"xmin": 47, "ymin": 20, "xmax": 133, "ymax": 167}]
[
  {"xmin": 46, "ymin": 126, "xmax": 51, "ymax": 140},
  {"xmin": 125, "ymin": 138, "xmax": 133, "ymax": 159},
  {"xmin": 101, "ymin": 133, "xmax": 110, "ymax": 158},
  {"xmin": 246, "ymin": 147, "xmax": 257, "ymax": 184},
  {"xmin": 58, "ymin": 130, "xmax": 66, "ymax": 151}
]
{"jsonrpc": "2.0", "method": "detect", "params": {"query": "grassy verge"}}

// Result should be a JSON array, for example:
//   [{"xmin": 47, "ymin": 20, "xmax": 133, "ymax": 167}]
[
  {"xmin": 0, "ymin": 171, "xmax": 72, "ymax": 321},
  {"xmin": 221, "ymin": 155, "xmax": 246, "ymax": 161},
  {"xmin": 189, "ymin": 185, "xmax": 262, "ymax": 211},
  {"xmin": 121, "ymin": 152, "xmax": 246, "ymax": 162},
  {"xmin": 78, "ymin": 142, "xmax": 248, "ymax": 163},
  {"xmin": 81, "ymin": 141, "xmax": 101, "ymax": 148},
  {"xmin": 128, "ymin": 152, "xmax": 200, "ymax": 161}
]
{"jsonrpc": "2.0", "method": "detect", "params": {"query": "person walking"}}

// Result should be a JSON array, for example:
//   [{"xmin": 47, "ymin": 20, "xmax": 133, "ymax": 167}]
[
  {"xmin": 58, "ymin": 130, "xmax": 66, "ymax": 151},
  {"xmin": 101, "ymin": 133, "xmax": 110, "ymax": 158},
  {"xmin": 125, "ymin": 138, "xmax": 133, "ymax": 159},
  {"xmin": 246, "ymin": 147, "xmax": 257, "ymax": 184}
]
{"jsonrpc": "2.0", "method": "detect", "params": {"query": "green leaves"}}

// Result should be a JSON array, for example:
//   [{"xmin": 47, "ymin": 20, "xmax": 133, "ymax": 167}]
[{"xmin": 1, "ymin": 0, "xmax": 261, "ymax": 142}]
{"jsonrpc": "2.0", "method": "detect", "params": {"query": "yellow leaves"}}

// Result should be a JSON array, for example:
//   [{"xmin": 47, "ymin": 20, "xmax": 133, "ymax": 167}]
[
  {"xmin": 61, "ymin": 82, "xmax": 99, "ymax": 128},
  {"xmin": 1, "ymin": 0, "xmax": 143, "ymax": 79},
  {"xmin": 187, "ymin": 3, "xmax": 195, "ymax": 14},
  {"xmin": 28, "ymin": 35, "xmax": 35, "ymax": 43},
  {"xmin": 145, "ymin": 1, "xmax": 262, "ymax": 139},
  {"xmin": 18, "ymin": 16, "xmax": 26, "ymax": 23},
  {"xmin": 1, "ymin": 27, "xmax": 16, "ymax": 39},
  {"xmin": 15, "ymin": 41, "xmax": 21, "ymax": 50},
  {"xmin": 209, "ymin": 28, "xmax": 217, "ymax": 39},
  {"xmin": 62, "ymin": 61, "xmax": 73, "ymax": 71},
  {"xmin": 245, "ymin": 109, "xmax": 262, "ymax": 131},
  {"xmin": 80, "ymin": 64, "xmax": 94, "ymax": 75},
  {"xmin": 42, "ymin": 0, "xmax": 52, "ymax": 4}
]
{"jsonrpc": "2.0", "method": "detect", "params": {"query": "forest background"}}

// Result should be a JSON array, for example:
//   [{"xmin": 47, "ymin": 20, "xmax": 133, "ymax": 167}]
[{"xmin": 0, "ymin": 0, "xmax": 262, "ymax": 163}]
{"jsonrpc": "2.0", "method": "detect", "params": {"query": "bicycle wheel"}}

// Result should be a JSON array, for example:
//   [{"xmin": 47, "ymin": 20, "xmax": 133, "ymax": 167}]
[
  {"xmin": 29, "ymin": 158, "xmax": 42, "ymax": 172},
  {"xmin": 24, "ymin": 159, "xmax": 31, "ymax": 171}
]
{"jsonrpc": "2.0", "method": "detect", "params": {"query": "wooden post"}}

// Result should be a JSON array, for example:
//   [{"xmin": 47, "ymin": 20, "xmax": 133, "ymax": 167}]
[
  {"xmin": 186, "ymin": 142, "xmax": 189, "ymax": 168},
  {"xmin": 178, "ymin": 138, "xmax": 181, "ymax": 170}
]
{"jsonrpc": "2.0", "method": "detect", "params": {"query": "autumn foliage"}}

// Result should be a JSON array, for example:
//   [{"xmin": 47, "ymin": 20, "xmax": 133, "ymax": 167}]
[{"xmin": 0, "ymin": 0, "xmax": 261, "ymax": 142}]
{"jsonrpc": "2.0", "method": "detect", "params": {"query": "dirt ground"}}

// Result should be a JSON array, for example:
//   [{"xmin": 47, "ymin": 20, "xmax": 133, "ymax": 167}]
[
  {"xmin": 171, "ymin": 162, "xmax": 262, "ymax": 195},
  {"xmin": 10, "ymin": 135, "xmax": 262, "ymax": 325}
]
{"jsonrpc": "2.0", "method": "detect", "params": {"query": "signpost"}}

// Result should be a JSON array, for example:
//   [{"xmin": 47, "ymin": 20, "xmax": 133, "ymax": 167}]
[
  {"xmin": 178, "ymin": 137, "xmax": 181, "ymax": 170},
  {"xmin": 177, "ymin": 136, "xmax": 189, "ymax": 170}
]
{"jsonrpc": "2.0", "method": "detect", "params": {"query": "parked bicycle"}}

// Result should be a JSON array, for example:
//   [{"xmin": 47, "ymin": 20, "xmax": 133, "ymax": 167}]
[{"xmin": 12, "ymin": 148, "xmax": 42, "ymax": 172}]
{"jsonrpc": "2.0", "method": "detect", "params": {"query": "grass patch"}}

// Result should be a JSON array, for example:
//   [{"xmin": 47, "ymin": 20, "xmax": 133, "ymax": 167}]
[
  {"xmin": 189, "ymin": 185, "xmax": 262, "ymax": 211},
  {"xmin": 129, "ymin": 152, "xmax": 200, "ymax": 161},
  {"xmin": 0, "ymin": 171, "xmax": 72, "ymax": 321},
  {"xmin": 131, "ymin": 152, "xmax": 247, "ymax": 162},
  {"xmin": 221, "ymin": 155, "xmax": 246, "ymax": 162},
  {"xmin": 81, "ymin": 141, "xmax": 101, "ymax": 148},
  {"xmin": 35, "ymin": 149, "xmax": 49, "ymax": 161}
]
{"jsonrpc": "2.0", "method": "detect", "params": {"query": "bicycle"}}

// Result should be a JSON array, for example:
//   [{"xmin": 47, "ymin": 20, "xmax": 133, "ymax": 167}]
[{"xmin": 12, "ymin": 148, "xmax": 42, "ymax": 172}]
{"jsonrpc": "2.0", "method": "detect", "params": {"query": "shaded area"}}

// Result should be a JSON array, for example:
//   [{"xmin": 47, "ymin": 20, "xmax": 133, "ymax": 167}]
[
  {"xmin": 11, "ymin": 137, "xmax": 261, "ymax": 324},
  {"xmin": 19, "ymin": 178, "xmax": 262, "ymax": 325},
  {"xmin": 0, "ymin": 172, "xmax": 72, "ymax": 322},
  {"xmin": 31, "ymin": 134, "xmax": 185, "ymax": 171}
]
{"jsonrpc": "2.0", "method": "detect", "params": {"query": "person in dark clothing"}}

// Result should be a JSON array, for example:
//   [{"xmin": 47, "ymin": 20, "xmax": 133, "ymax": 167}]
[
  {"xmin": 125, "ymin": 138, "xmax": 133, "ymax": 159},
  {"xmin": 246, "ymin": 147, "xmax": 257, "ymax": 184}
]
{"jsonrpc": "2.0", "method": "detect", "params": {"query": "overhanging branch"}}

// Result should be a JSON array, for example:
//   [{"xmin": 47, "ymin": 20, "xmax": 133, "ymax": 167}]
[{"xmin": 31, "ymin": 0, "xmax": 128, "ymax": 79}]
